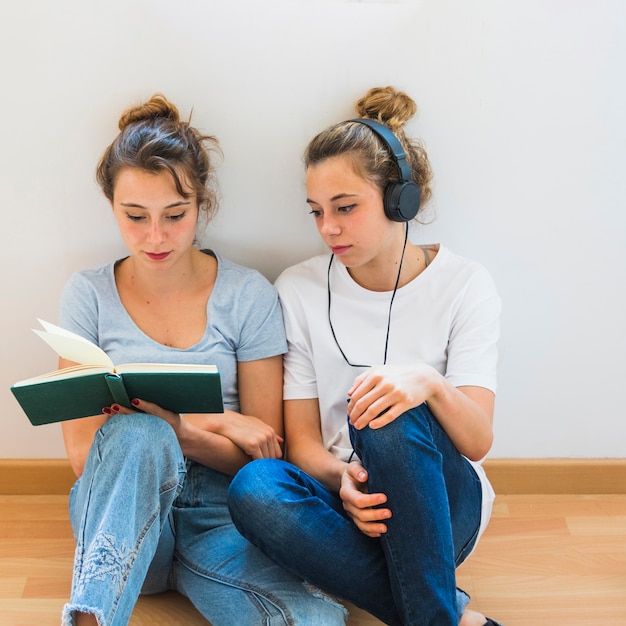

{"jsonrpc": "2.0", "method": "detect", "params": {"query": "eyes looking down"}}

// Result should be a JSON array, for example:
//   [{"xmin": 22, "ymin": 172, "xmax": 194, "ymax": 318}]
[
  {"xmin": 305, "ymin": 156, "xmax": 404, "ymax": 270},
  {"xmin": 305, "ymin": 155, "xmax": 385, "ymax": 225},
  {"xmin": 110, "ymin": 167, "xmax": 199, "ymax": 259}
]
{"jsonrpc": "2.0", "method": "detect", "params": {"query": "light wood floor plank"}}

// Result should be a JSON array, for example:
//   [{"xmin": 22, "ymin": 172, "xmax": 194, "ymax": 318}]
[{"xmin": 1, "ymin": 494, "xmax": 625, "ymax": 625}]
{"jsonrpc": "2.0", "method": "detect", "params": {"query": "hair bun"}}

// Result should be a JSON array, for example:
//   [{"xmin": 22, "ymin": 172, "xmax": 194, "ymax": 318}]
[
  {"xmin": 355, "ymin": 86, "xmax": 417, "ymax": 133},
  {"xmin": 118, "ymin": 93, "xmax": 180, "ymax": 131}
]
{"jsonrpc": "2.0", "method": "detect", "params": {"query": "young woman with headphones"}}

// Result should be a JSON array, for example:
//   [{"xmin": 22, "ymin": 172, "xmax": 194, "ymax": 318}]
[{"xmin": 228, "ymin": 86, "xmax": 503, "ymax": 626}]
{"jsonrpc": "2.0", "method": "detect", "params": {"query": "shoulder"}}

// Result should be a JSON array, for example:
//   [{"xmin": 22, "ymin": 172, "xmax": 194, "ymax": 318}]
[
  {"xmin": 213, "ymin": 251, "xmax": 274, "ymax": 291},
  {"xmin": 433, "ymin": 246, "xmax": 498, "ymax": 292},
  {"xmin": 430, "ymin": 248, "xmax": 501, "ymax": 327},
  {"xmin": 60, "ymin": 261, "xmax": 117, "ymax": 303},
  {"xmin": 58, "ymin": 261, "xmax": 119, "ymax": 341},
  {"xmin": 275, "ymin": 254, "xmax": 329, "ymax": 294},
  {"xmin": 211, "ymin": 251, "xmax": 281, "ymax": 317},
  {"xmin": 208, "ymin": 252, "xmax": 286, "ymax": 355}
]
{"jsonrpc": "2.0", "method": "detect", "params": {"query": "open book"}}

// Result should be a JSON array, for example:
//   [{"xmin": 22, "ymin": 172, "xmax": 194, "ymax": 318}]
[{"xmin": 11, "ymin": 319, "xmax": 223, "ymax": 426}]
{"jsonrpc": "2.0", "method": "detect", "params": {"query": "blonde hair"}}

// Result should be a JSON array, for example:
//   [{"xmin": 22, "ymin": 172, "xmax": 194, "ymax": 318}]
[
  {"xmin": 96, "ymin": 94, "xmax": 221, "ymax": 220},
  {"xmin": 304, "ymin": 86, "xmax": 432, "ymax": 215}
]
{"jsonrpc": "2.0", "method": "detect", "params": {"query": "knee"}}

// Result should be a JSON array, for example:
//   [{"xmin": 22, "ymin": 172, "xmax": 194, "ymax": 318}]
[
  {"xmin": 350, "ymin": 404, "xmax": 437, "ymax": 459},
  {"xmin": 102, "ymin": 412, "xmax": 174, "ymax": 441},
  {"xmin": 229, "ymin": 458, "xmax": 278, "ymax": 504},
  {"xmin": 228, "ymin": 459, "xmax": 286, "ymax": 524},
  {"xmin": 98, "ymin": 414, "xmax": 181, "ymax": 465}
]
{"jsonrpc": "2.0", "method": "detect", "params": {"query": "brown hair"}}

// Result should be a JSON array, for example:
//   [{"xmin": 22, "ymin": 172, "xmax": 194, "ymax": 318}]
[
  {"xmin": 96, "ymin": 94, "xmax": 221, "ymax": 220},
  {"xmin": 304, "ymin": 86, "xmax": 433, "ymax": 216}
]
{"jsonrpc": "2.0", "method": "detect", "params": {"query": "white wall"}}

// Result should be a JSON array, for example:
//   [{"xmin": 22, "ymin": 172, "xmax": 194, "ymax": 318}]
[{"xmin": 1, "ymin": 0, "xmax": 624, "ymax": 459}]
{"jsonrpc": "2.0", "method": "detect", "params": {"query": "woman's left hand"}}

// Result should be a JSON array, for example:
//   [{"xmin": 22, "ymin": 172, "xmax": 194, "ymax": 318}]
[
  {"xmin": 105, "ymin": 399, "xmax": 189, "ymax": 438},
  {"xmin": 339, "ymin": 461, "xmax": 391, "ymax": 538},
  {"xmin": 347, "ymin": 363, "xmax": 437, "ymax": 430}
]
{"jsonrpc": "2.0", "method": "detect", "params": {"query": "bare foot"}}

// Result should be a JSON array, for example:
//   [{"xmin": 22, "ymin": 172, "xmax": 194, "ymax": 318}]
[{"xmin": 459, "ymin": 608, "xmax": 489, "ymax": 626}]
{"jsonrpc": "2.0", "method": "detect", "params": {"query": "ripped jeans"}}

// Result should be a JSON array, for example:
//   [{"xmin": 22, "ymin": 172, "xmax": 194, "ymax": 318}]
[
  {"xmin": 63, "ymin": 413, "xmax": 347, "ymax": 626},
  {"xmin": 228, "ymin": 404, "xmax": 483, "ymax": 626}
]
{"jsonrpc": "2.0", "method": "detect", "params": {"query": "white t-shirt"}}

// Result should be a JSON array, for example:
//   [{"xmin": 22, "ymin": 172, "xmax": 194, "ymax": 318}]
[{"xmin": 275, "ymin": 245, "xmax": 501, "ymax": 539}]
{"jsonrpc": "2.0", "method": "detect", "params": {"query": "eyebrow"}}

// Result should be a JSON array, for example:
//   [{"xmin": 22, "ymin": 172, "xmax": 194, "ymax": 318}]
[
  {"xmin": 306, "ymin": 193, "xmax": 358, "ymax": 205},
  {"xmin": 119, "ymin": 200, "xmax": 192, "ymax": 209}
]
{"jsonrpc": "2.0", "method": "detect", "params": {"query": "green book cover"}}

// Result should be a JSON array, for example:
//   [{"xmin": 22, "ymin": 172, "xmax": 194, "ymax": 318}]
[{"xmin": 10, "ymin": 320, "xmax": 223, "ymax": 426}]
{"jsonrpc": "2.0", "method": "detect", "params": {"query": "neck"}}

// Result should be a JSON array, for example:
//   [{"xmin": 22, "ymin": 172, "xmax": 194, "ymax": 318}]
[
  {"xmin": 123, "ymin": 248, "xmax": 204, "ymax": 296},
  {"xmin": 347, "ymin": 227, "xmax": 419, "ymax": 292}
]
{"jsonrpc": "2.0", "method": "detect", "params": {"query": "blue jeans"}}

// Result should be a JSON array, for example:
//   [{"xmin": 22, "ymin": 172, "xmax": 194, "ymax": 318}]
[
  {"xmin": 62, "ymin": 414, "xmax": 347, "ymax": 626},
  {"xmin": 228, "ymin": 404, "xmax": 483, "ymax": 626}
]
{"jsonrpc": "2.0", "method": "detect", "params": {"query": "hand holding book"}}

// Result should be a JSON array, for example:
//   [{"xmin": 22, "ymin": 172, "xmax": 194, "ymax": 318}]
[{"xmin": 11, "ymin": 320, "xmax": 223, "ymax": 426}]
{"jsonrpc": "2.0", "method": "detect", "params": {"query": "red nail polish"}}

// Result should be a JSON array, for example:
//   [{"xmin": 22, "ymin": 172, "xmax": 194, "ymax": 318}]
[
  {"xmin": 111, "ymin": 404, "xmax": 120, "ymax": 412},
  {"xmin": 131, "ymin": 399, "xmax": 140, "ymax": 406},
  {"xmin": 102, "ymin": 407, "xmax": 112, "ymax": 415}
]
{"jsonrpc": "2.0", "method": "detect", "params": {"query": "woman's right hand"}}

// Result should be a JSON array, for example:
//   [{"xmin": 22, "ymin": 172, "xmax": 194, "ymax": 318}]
[
  {"xmin": 339, "ymin": 461, "xmax": 391, "ymax": 538},
  {"xmin": 209, "ymin": 410, "xmax": 284, "ymax": 459}
]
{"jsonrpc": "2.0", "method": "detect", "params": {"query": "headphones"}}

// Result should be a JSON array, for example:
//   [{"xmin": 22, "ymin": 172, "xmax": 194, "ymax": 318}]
[{"xmin": 349, "ymin": 118, "xmax": 421, "ymax": 222}]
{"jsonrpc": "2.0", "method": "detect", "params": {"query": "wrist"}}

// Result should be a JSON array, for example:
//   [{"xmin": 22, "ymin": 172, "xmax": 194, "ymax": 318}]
[
  {"xmin": 333, "ymin": 459, "xmax": 351, "ymax": 492},
  {"xmin": 423, "ymin": 364, "xmax": 446, "ymax": 401},
  {"xmin": 176, "ymin": 416, "xmax": 196, "ymax": 447},
  {"xmin": 199, "ymin": 412, "xmax": 226, "ymax": 435},
  {"xmin": 178, "ymin": 420, "xmax": 222, "ymax": 459}
]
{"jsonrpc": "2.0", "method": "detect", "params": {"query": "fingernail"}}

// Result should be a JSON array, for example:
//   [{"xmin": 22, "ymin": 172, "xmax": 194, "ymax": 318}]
[
  {"xmin": 111, "ymin": 404, "xmax": 120, "ymax": 412},
  {"xmin": 131, "ymin": 399, "xmax": 140, "ymax": 406},
  {"xmin": 102, "ymin": 407, "xmax": 112, "ymax": 415}
]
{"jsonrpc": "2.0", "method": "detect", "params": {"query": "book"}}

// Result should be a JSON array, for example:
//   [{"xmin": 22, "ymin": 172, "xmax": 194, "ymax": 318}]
[{"xmin": 11, "ymin": 319, "xmax": 224, "ymax": 426}]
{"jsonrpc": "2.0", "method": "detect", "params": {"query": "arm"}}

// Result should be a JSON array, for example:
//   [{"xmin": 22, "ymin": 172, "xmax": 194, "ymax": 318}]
[
  {"xmin": 60, "ymin": 358, "xmax": 108, "ymax": 478},
  {"xmin": 426, "ymin": 381, "xmax": 494, "ymax": 461},
  {"xmin": 181, "ymin": 354, "xmax": 285, "ymax": 470},
  {"xmin": 118, "ymin": 355, "xmax": 284, "ymax": 476},
  {"xmin": 347, "ymin": 363, "xmax": 494, "ymax": 461},
  {"xmin": 284, "ymin": 398, "xmax": 344, "ymax": 492},
  {"xmin": 285, "ymin": 397, "xmax": 390, "ymax": 537}
]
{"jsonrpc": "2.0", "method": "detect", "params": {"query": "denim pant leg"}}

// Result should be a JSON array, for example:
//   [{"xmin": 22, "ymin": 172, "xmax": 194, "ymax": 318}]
[
  {"xmin": 349, "ymin": 403, "xmax": 482, "ymax": 626},
  {"xmin": 172, "ymin": 462, "xmax": 347, "ymax": 626},
  {"xmin": 62, "ymin": 414, "xmax": 186, "ymax": 626},
  {"xmin": 229, "ymin": 459, "xmax": 403, "ymax": 624},
  {"xmin": 228, "ymin": 408, "xmax": 482, "ymax": 626}
]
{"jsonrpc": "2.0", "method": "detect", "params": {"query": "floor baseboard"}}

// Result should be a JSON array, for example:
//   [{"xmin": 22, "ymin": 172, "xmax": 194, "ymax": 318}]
[
  {"xmin": 1, "ymin": 458, "xmax": 625, "ymax": 495},
  {"xmin": 0, "ymin": 459, "xmax": 76, "ymax": 495},
  {"xmin": 483, "ymin": 458, "xmax": 626, "ymax": 494}
]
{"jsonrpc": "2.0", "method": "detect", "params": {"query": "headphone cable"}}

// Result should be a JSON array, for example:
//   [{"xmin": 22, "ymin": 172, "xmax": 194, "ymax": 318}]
[{"xmin": 327, "ymin": 222, "xmax": 409, "ymax": 367}]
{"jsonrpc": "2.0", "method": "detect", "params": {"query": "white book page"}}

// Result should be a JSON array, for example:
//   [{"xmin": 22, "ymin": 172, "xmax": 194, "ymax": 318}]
[
  {"xmin": 116, "ymin": 363, "xmax": 218, "ymax": 374},
  {"xmin": 13, "ymin": 364, "xmax": 111, "ymax": 386},
  {"xmin": 33, "ymin": 319, "xmax": 114, "ymax": 369}
]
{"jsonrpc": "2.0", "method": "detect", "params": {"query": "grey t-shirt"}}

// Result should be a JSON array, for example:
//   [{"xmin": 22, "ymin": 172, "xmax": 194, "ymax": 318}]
[{"xmin": 58, "ymin": 250, "xmax": 287, "ymax": 412}]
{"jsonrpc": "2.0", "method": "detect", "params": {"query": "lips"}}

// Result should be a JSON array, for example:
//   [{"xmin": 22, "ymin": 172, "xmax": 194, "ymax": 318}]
[
  {"xmin": 145, "ymin": 251, "xmax": 171, "ymax": 261},
  {"xmin": 331, "ymin": 245, "xmax": 351, "ymax": 255}
]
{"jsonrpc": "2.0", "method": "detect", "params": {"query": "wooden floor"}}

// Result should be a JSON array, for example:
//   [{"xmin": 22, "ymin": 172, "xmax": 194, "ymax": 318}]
[{"xmin": 1, "ymin": 493, "xmax": 625, "ymax": 625}]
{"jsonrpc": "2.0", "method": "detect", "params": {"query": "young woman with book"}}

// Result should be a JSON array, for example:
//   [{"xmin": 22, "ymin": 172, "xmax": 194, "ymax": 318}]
[
  {"xmin": 228, "ymin": 86, "xmax": 504, "ymax": 626},
  {"xmin": 58, "ymin": 95, "xmax": 346, "ymax": 626}
]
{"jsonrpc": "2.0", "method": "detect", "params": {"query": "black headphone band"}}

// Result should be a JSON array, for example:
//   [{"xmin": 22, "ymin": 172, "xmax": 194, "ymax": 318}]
[
  {"xmin": 348, "ymin": 118, "xmax": 413, "ymax": 183},
  {"xmin": 348, "ymin": 118, "xmax": 421, "ymax": 222}
]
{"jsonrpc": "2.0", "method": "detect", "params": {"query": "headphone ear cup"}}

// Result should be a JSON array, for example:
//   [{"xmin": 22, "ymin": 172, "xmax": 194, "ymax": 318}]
[
  {"xmin": 384, "ymin": 180, "xmax": 421, "ymax": 222},
  {"xmin": 349, "ymin": 118, "xmax": 422, "ymax": 222}
]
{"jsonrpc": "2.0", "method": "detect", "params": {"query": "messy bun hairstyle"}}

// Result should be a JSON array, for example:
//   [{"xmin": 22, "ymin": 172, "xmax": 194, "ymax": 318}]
[
  {"xmin": 96, "ymin": 94, "xmax": 221, "ymax": 221},
  {"xmin": 304, "ymin": 86, "xmax": 433, "ymax": 215}
]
